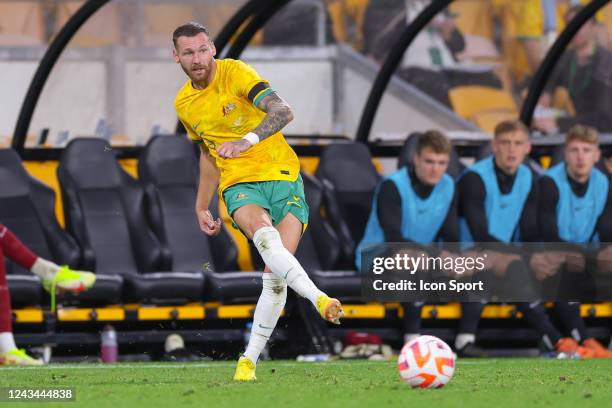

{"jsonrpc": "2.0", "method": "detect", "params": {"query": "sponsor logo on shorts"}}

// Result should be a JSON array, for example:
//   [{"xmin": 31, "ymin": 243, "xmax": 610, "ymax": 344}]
[
  {"xmin": 235, "ymin": 192, "xmax": 248, "ymax": 201},
  {"xmin": 287, "ymin": 196, "xmax": 302, "ymax": 207}
]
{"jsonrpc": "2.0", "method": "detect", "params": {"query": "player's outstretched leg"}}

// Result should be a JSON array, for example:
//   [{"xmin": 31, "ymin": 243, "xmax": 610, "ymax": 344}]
[
  {"xmin": 234, "ymin": 274, "xmax": 287, "ymax": 381},
  {"xmin": 252, "ymin": 226, "xmax": 344, "ymax": 324}
]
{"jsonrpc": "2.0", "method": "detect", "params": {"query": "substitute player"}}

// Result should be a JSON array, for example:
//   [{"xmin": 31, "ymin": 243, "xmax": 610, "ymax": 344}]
[
  {"xmin": 172, "ymin": 22, "xmax": 344, "ymax": 381},
  {"xmin": 535, "ymin": 124, "xmax": 612, "ymax": 358},
  {"xmin": 458, "ymin": 120, "xmax": 596, "ymax": 358},
  {"xmin": 355, "ymin": 131, "xmax": 458, "ymax": 344},
  {"xmin": 0, "ymin": 223, "xmax": 95, "ymax": 365}
]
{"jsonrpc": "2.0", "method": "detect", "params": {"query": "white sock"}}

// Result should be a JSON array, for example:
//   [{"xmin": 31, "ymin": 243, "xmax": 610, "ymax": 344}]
[
  {"xmin": 455, "ymin": 333, "xmax": 476, "ymax": 350},
  {"xmin": 243, "ymin": 274, "xmax": 287, "ymax": 363},
  {"xmin": 252, "ymin": 227, "xmax": 324, "ymax": 306},
  {"xmin": 30, "ymin": 258, "xmax": 60, "ymax": 281},
  {"xmin": 542, "ymin": 335, "xmax": 555, "ymax": 351},
  {"xmin": 404, "ymin": 333, "xmax": 420, "ymax": 344},
  {"xmin": 0, "ymin": 332, "xmax": 17, "ymax": 353}
]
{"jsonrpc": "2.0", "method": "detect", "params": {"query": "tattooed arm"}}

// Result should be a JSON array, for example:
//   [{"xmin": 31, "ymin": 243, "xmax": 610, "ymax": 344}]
[
  {"xmin": 251, "ymin": 91, "xmax": 294, "ymax": 140},
  {"xmin": 216, "ymin": 90, "xmax": 294, "ymax": 159}
]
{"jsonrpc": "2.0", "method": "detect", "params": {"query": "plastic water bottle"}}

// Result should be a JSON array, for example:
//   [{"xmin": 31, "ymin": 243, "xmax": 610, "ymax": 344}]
[{"xmin": 101, "ymin": 325, "xmax": 118, "ymax": 363}]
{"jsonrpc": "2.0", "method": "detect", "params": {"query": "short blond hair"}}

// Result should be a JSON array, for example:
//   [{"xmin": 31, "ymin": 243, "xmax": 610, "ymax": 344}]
[
  {"xmin": 565, "ymin": 124, "xmax": 599, "ymax": 146},
  {"xmin": 494, "ymin": 120, "xmax": 529, "ymax": 139}
]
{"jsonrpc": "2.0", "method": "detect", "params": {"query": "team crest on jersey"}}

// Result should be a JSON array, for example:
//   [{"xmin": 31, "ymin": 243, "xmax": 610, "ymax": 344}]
[{"xmin": 222, "ymin": 103, "xmax": 237, "ymax": 116}]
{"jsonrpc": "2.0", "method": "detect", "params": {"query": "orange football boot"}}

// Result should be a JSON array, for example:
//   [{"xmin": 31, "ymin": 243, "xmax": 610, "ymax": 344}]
[
  {"xmin": 582, "ymin": 338, "xmax": 612, "ymax": 358},
  {"xmin": 556, "ymin": 337, "xmax": 595, "ymax": 359}
]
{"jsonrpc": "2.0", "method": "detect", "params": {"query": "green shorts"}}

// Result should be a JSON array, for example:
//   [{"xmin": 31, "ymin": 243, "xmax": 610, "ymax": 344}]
[{"xmin": 223, "ymin": 175, "xmax": 309, "ymax": 229}]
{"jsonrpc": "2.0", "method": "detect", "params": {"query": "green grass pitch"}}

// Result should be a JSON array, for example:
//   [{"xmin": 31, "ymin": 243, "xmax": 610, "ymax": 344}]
[{"xmin": 2, "ymin": 359, "xmax": 611, "ymax": 408}]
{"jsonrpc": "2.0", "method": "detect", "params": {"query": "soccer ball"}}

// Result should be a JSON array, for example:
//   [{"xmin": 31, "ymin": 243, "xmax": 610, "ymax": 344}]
[{"xmin": 397, "ymin": 335, "xmax": 456, "ymax": 388}]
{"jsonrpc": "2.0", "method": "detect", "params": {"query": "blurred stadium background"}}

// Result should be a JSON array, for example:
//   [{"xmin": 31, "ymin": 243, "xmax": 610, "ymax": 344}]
[{"xmin": 1, "ymin": 0, "xmax": 612, "ymax": 362}]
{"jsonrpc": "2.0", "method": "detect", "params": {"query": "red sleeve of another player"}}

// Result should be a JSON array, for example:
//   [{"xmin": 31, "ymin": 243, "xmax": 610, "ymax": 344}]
[{"xmin": 0, "ymin": 224, "xmax": 37, "ymax": 270}]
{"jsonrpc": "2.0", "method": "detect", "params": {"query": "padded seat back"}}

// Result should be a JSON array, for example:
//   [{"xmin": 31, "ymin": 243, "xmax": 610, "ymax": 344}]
[
  {"xmin": 0, "ymin": 149, "xmax": 79, "ymax": 274},
  {"xmin": 315, "ymin": 142, "xmax": 381, "ymax": 247},
  {"xmin": 58, "ymin": 138, "xmax": 162, "ymax": 275},
  {"xmin": 448, "ymin": 86, "xmax": 517, "ymax": 120},
  {"xmin": 139, "ymin": 135, "xmax": 238, "ymax": 272},
  {"xmin": 295, "ymin": 173, "xmax": 342, "ymax": 271}
]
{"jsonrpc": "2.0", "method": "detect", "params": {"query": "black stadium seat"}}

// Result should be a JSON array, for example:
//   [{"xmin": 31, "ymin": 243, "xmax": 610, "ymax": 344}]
[
  {"xmin": 315, "ymin": 142, "xmax": 381, "ymax": 265},
  {"xmin": 57, "ymin": 138, "xmax": 204, "ymax": 304},
  {"xmin": 0, "ymin": 149, "xmax": 80, "ymax": 307},
  {"xmin": 297, "ymin": 173, "xmax": 361, "ymax": 302},
  {"xmin": 397, "ymin": 132, "xmax": 466, "ymax": 178},
  {"xmin": 138, "ymin": 135, "xmax": 262, "ymax": 303}
]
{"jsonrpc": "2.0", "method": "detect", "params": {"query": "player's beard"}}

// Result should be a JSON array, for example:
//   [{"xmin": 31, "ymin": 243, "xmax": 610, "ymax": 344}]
[
  {"xmin": 180, "ymin": 62, "xmax": 209, "ymax": 85},
  {"xmin": 190, "ymin": 65, "xmax": 208, "ymax": 80}
]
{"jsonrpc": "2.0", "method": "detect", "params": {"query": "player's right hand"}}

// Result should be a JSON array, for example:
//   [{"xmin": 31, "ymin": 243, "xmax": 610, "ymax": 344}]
[
  {"xmin": 596, "ymin": 245, "xmax": 612, "ymax": 275},
  {"xmin": 198, "ymin": 209, "xmax": 222, "ymax": 236}
]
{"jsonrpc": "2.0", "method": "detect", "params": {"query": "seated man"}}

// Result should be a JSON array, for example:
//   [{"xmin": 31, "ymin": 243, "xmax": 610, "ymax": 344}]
[
  {"xmin": 534, "ymin": 5, "xmax": 612, "ymax": 134},
  {"xmin": 356, "ymin": 130, "xmax": 458, "ymax": 344},
  {"xmin": 515, "ymin": 1, "xmax": 608, "ymax": 86},
  {"xmin": 0, "ymin": 223, "xmax": 95, "ymax": 365},
  {"xmin": 458, "ymin": 120, "xmax": 597, "ymax": 358},
  {"xmin": 534, "ymin": 124, "xmax": 612, "ymax": 358},
  {"xmin": 364, "ymin": 3, "xmax": 500, "ymax": 107}
]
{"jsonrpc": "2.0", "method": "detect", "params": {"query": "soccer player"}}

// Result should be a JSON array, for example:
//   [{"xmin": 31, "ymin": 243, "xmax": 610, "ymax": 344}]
[
  {"xmin": 534, "ymin": 124, "xmax": 612, "ymax": 358},
  {"xmin": 0, "ymin": 223, "xmax": 95, "ymax": 365},
  {"xmin": 172, "ymin": 22, "xmax": 344, "ymax": 381},
  {"xmin": 355, "ymin": 130, "xmax": 458, "ymax": 344},
  {"xmin": 458, "ymin": 120, "xmax": 596, "ymax": 358}
]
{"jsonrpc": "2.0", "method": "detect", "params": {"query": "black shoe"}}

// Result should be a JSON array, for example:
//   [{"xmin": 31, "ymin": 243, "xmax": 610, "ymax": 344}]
[{"xmin": 457, "ymin": 342, "xmax": 489, "ymax": 358}]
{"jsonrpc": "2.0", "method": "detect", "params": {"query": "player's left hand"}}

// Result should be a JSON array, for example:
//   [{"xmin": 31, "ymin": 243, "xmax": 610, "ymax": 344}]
[
  {"xmin": 530, "ymin": 251, "xmax": 564, "ymax": 280},
  {"xmin": 564, "ymin": 251, "xmax": 586, "ymax": 274},
  {"xmin": 217, "ymin": 139, "xmax": 252, "ymax": 159}
]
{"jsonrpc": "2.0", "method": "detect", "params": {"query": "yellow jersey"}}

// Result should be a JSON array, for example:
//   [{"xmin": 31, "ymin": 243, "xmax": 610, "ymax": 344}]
[
  {"xmin": 516, "ymin": 0, "xmax": 603, "ymax": 39},
  {"xmin": 174, "ymin": 58, "xmax": 300, "ymax": 196}
]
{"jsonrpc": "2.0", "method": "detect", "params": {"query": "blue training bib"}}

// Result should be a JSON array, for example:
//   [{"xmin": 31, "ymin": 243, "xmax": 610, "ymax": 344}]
[
  {"xmin": 545, "ymin": 162, "xmax": 609, "ymax": 243},
  {"xmin": 459, "ymin": 156, "xmax": 532, "ymax": 243},
  {"xmin": 355, "ymin": 168, "xmax": 454, "ymax": 269}
]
